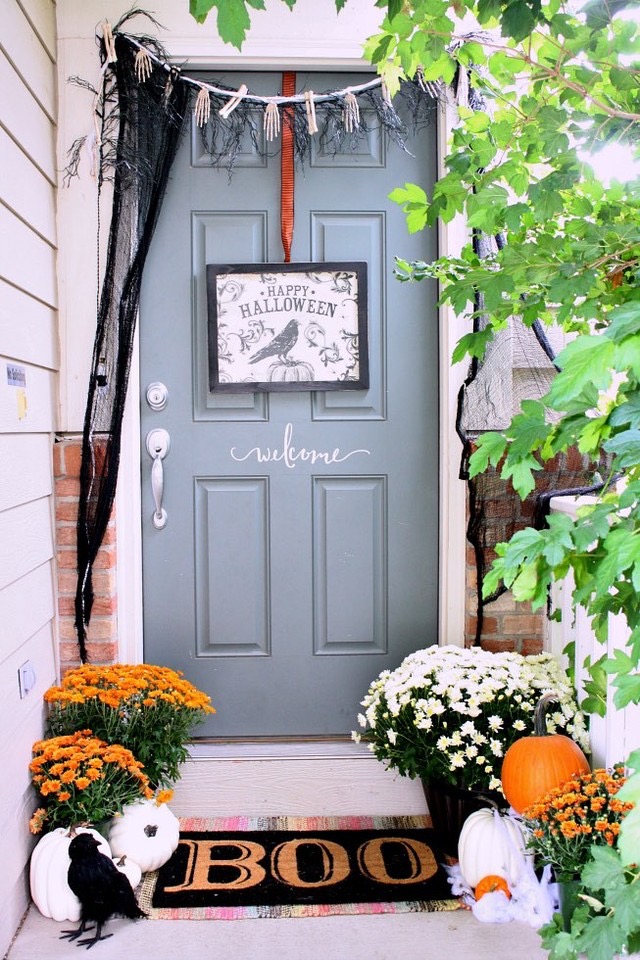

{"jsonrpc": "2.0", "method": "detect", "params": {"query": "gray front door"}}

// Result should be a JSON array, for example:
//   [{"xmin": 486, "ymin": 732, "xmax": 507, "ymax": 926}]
[{"xmin": 139, "ymin": 72, "xmax": 438, "ymax": 738}]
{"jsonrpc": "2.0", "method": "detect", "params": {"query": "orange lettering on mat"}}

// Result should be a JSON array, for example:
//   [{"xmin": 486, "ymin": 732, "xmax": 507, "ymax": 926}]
[
  {"xmin": 164, "ymin": 839, "xmax": 267, "ymax": 892},
  {"xmin": 271, "ymin": 839, "xmax": 350, "ymax": 888},
  {"xmin": 356, "ymin": 837, "xmax": 437, "ymax": 884}
]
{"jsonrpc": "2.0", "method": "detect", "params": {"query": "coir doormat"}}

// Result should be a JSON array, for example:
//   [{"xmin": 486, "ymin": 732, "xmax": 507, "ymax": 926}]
[{"xmin": 138, "ymin": 815, "xmax": 460, "ymax": 919}]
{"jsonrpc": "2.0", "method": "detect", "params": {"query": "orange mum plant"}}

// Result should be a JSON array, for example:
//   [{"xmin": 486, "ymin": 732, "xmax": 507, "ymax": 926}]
[
  {"xmin": 522, "ymin": 765, "xmax": 634, "ymax": 882},
  {"xmin": 44, "ymin": 664, "xmax": 215, "ymax": 789},
  {"xmin": 29, "ymin": 730, "xmax": 153, "ymax": 834}
]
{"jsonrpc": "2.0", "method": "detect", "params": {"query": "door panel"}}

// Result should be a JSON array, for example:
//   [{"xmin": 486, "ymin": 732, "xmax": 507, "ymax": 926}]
[{"xmin": 140, "ymin": 72, "xmax": 439, "ymax": 737}]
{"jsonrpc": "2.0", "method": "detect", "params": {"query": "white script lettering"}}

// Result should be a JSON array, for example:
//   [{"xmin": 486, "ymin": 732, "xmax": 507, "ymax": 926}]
[{"xmin": 230, "ymin": 422, "xmax": 371, "ymax": 470}]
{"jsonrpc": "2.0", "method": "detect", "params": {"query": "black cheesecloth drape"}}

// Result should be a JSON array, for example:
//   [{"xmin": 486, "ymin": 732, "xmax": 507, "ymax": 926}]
[{"xmin": 74, "ymin": 32, "xmax": 190, "ymax": 661}]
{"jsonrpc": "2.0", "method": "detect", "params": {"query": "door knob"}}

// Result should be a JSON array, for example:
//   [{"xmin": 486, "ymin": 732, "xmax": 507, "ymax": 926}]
[{"xmin": 146, "ymin": 428, "xmax": 170, "ymax": 529}]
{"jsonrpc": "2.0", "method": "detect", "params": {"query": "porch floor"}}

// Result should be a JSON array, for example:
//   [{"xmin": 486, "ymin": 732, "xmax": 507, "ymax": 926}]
[
  {"xmin": 8, "ymin": 748, "xmax": 548, "ymax": 959},
  {"xmin": 8, "ymin": 903, "xmax": 548, "ymax": 960}
]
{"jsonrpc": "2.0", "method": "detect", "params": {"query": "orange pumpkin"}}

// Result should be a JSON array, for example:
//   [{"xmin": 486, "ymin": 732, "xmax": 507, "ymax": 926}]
[
  {"xmin": 501, "ymin": 693, "xmax": 590, "ymax": 813},
  {"xmin": 474, "ymin": 874, "xmax": 511, "ymax": 900}
]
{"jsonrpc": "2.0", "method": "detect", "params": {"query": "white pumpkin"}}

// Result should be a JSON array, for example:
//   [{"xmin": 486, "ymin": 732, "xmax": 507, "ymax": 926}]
[
  {"xmin": 457, "ymin": 807, "xmax": 531, "ymax": 889},
  {"xmin": 109, "ymin": 799, "xmax": 179, "ymax": 873},
  {"xmin": 113, "ymin": 854, "xmax": 143, "ymax": 889},
  {"xmin": 30, "ymin": 826, "xmax": 111, "ymax": 921}
]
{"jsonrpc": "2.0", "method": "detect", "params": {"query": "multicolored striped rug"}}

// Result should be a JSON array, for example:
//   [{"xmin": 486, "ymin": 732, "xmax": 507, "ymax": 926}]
[{"xmin": 138, "ymin": 815, "xmax": 460, "ymax": 919}]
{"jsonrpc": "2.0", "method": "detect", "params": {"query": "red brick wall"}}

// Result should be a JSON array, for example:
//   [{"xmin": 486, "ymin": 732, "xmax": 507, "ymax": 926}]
[
  {"xmin": 54, "ymin": 438, "xmax": 119, "ymax": 670},
  {"xmin": 464, "ymin": 544, "xmax": 545, "ymax": 653}
]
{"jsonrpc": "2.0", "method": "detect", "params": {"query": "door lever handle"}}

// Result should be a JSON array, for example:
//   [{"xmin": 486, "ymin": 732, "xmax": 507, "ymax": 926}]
[{"xmin": 146, "ymin": 428, "xmax": 170, "ymax": 529}]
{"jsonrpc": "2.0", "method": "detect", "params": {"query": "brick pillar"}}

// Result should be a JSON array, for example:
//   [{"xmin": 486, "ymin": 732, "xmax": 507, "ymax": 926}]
[
  {"xmin": 54, "ymin": 438, "xmax": 119, "ymax": 669},
  {"xmin": 465, "ymin": 544, "xmax": 545, "ymax": 654}
]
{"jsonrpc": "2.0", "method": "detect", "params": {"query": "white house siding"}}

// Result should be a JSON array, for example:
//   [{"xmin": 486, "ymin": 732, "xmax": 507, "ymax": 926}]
[{"xmin": 0, "ymin": 1, "xmax": 59, "ymax": 954}]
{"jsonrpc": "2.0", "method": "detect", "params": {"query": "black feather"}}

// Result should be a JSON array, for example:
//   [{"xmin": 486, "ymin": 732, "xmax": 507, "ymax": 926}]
[{"xmin": 60, "ymin": 833, "xmax": 145, "ymax": 949}]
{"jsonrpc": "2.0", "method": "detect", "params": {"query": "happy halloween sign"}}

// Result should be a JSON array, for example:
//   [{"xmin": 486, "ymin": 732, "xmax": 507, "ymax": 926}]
[{"xmin": 206, "ymin": 262, "xmax": 369, "ymax": 392}]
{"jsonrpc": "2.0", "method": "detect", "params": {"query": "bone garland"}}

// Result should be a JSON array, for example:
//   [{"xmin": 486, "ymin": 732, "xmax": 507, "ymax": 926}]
[
  {"xmin": 263, "ymin": 101, "xmax": 280, "ymax": 141},
  {"xmin": 304, "ymin": 91, "xmax": 318, "ymax": 135},
  {"xmin": 342, "ymin": 91, "xmax": 360, "ymax": 133},
  {"xmin": 194, "ymin": 86, "xmax": 211, "ymax": 127},
  {"xmin": 454, "ymin": 64, "xmax": 469, "ymax": 107},
  {"xmin": 163, "ymin": 66, "xmax": 180, "ymax": 107},
  {"xmin": 416, "ymin": 66, "xmax": 441, "ymax": 101},
  {"xmin": 123, "ymin": 33, "xmax": 385, "ymax": 108},
  {"xmin": 102, "ymin": 21, "xmax": 117, "ymax": 64},
  {"xmin": 134, "ymin": 48, "xmax": 153, "ymax": 83},
  {"xmin": 219, "ymin": 83, "xmax": 248, "ymax": 119}
]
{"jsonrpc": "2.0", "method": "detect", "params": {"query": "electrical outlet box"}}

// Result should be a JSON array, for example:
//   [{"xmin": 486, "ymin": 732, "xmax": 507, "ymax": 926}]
[{"xmin": 18, "ymin": 661, "xmax": 36, "ymax": 699}]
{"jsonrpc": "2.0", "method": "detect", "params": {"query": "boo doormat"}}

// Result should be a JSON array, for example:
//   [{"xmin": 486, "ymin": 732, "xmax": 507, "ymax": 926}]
[{"xmin": 138, "ymin": 815, "xmax": 460, "ymax": 919}]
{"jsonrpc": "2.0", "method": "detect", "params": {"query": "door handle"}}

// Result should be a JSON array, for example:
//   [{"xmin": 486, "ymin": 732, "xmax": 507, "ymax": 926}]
[{"xmin": 146, "ymin": 428, "xmax": 170, "ymax": 529}]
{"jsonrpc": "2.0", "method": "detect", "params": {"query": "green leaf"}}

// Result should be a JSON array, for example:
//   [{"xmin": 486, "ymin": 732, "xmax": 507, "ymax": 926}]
[
  {"xmin": 501, "ymin": 0, "xmax": 537, "ymax": 42},
  {"xmin": 582, "ymin": 846, "xmax": 626, "ymax": 892},
  {"xmin": 604, "ymin": 429, "xmax": 640, "ymax": 469},
  {"xmin": 216, "ymin": 0, "xmax": 252, "ymax": 47},
  {"xmin": 452, "ymin": 326, "xmax": 495, "ymax": 364},
  {"xmin": 388, "ymin": 182, "xmax": 429, "ymax": 232},
  {"xmin": 612, "ymin": 671, "xmax": 640, "ymax": 709},
  {"xmin": 617, "ymin": 805, "xmax": 640, "ymax": 866},
  {"xmin": 511, "ymin": 563, "xmax": 540, "ymax": 601},
  {"xmin": 607, "ymin": 877, "xmax": 640, "ymax": 934},
  {"xmin": 190, "ymin": 0, "xmax": 217, "ymax": 24},
  {"xmin": 604, "ymin": 301, "xmax": 640, "ymax": 342},
  {"xmin": 502, "ymin": 454, "xmax": 542, "ymax": 499},
  {"xmin": 503, "ymin": 526, "xmax": 544, "ymax": 566},
  {"xmin": 468, "ymin": 431, "xmax": 507, "ymax": 476},
  {"xmin": 549, "ymin": 337, "xmax": 616, "ymax": 409},
  {"xmin": 576, "ymin": 914, "xmax": 626, "ymax": 960}
]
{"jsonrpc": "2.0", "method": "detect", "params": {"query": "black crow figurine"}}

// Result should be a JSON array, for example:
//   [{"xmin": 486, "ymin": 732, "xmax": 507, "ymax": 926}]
[
  {"xmin": 249, "ymin": 319, "xmax": 299, "ymax": 364},
  {"xmin": 61, "ymin": 833, "xmax": 145, "ymax": 949}
]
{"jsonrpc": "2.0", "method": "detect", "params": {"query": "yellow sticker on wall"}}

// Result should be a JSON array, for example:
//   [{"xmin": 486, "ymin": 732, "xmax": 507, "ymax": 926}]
[
  {"xmin": 16, "ymin": 387, "xmax": 27, "ymax": 420},
  {"xmin": 6, "ymin": 364, "xmax": 27, "ymax": 421}
]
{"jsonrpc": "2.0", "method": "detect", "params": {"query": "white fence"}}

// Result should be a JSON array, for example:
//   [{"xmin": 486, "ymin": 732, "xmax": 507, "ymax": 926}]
[{"xmin": 547, "ymin": 498, "xmax": 640, "ymax": 767}]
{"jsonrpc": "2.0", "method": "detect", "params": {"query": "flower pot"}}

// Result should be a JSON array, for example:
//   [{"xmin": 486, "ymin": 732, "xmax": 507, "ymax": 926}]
[
  {"xmin": 421, "ymin": 779, "xmax": 507, "ymax": 858},
  {"xmin": 556, "ymin": 877, "xmax": 582, "ymax": 932}
]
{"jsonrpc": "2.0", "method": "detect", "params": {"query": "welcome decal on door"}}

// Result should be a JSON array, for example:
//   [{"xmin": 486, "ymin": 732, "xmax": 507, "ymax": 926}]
[
  {"xmin": 230, "ymin": 421, "xmax": 371, "ymax": 469},
  {"xmin": 206, "ymin": 262, "xmax": 368, "ymax": 392}
]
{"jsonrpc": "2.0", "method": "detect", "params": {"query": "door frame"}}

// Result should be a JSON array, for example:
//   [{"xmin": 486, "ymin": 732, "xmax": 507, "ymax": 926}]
[{"xmin": 115, "ymin": 56, "xmax": 469, "ymax": 682}]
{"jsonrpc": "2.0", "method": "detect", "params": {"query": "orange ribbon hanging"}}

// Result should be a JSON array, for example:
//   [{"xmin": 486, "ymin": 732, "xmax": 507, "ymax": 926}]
[{"xmin": 280, "ymin": 72, "xmax": 296, "ymax": 263}]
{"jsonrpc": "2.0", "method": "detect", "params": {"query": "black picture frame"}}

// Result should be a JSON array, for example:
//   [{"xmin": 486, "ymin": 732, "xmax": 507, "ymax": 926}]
[{"xmin": 206, "ymin": 261, "xmax": 369, "ymax": 392}]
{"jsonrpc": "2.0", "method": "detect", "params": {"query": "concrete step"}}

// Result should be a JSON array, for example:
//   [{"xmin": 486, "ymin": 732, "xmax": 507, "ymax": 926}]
[{"xmin": 171, "ymin": 741, "xmax": 426, "ymax": 817}]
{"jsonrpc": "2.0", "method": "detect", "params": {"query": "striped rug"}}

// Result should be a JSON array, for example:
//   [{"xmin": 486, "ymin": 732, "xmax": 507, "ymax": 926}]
[{"xmin": 138, "ymin": 814, "xmax": 460, "ymax": 920}]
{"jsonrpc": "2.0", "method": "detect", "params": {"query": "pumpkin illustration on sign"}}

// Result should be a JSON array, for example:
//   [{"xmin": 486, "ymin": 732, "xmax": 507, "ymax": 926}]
[{"xmin": 500, "ymin": 693, "xmax": 590, "ymax": 814}]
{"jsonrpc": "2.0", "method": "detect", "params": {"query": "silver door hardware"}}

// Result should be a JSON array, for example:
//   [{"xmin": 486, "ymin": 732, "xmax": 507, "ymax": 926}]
[
  {"xmin": 146, "ymin": 428, "xmax": 170, "ymax": 529},
  {"xmin": 146, "ymin": 381, "xmax": 168, "ymax": 411}
]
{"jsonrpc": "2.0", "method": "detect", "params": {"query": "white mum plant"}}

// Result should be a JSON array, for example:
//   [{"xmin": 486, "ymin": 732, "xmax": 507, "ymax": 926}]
[{"xmin": 353, "ymin": 645, "xmax": 589, "ymax": 795}]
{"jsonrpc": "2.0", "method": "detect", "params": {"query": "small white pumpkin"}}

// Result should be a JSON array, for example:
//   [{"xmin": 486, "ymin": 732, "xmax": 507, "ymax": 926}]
[
  {"xmin": 457, "ymin": 807, "xmax": 531, "ymax": 889},
  {"xmin": 113, "ymin": 854, "xmax": 143, "ymax": 889},
  {"xmin": 30, "ymin": 826, "xmax": 111, "ymax": 921},
  {"xmin": 109, "ymin": 799, "xmax": 179, "ymax": 873}
]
